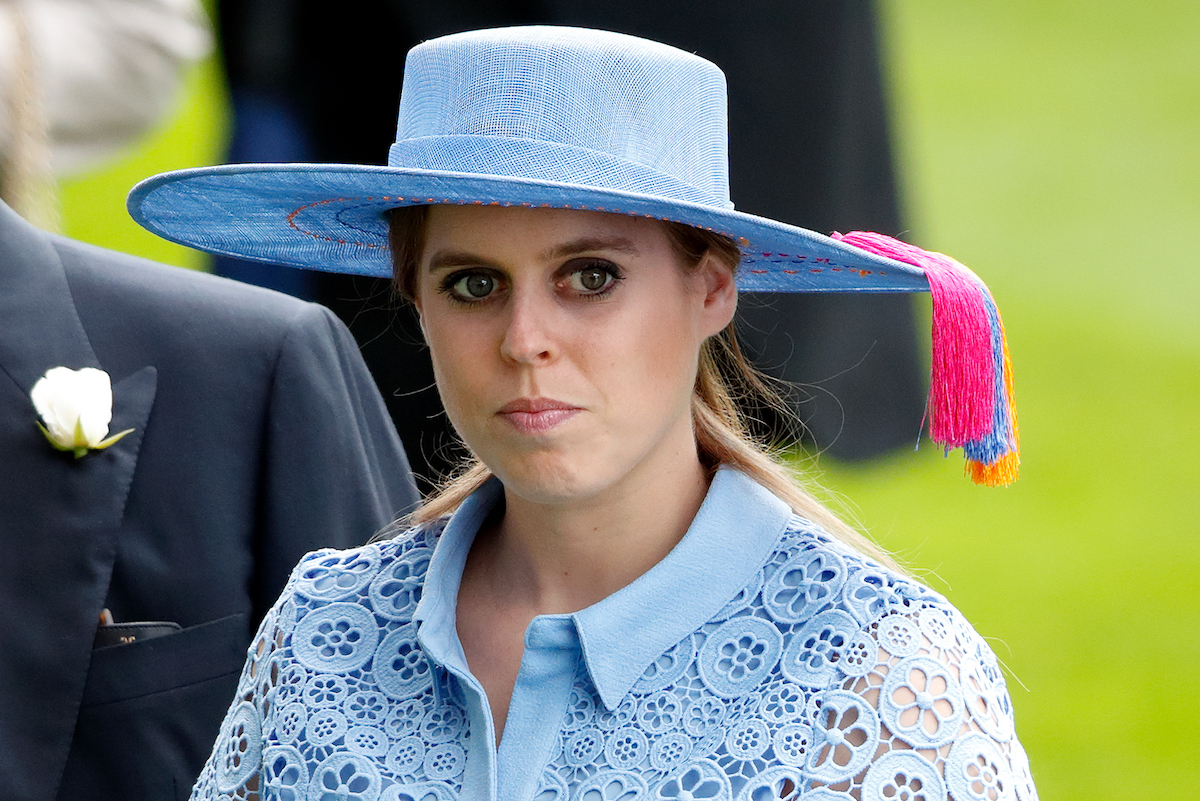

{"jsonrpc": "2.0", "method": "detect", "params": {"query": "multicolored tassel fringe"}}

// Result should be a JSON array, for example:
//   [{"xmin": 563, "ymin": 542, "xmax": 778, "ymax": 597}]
[{"xmin": 831, "ymin": 231, "xmax": 1019, "ymax": 486}]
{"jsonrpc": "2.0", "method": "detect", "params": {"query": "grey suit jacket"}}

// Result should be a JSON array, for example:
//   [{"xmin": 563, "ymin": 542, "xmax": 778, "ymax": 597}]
[{"xmin": 0, "ymin": 200, "xmax": 419, "ymax": 801}]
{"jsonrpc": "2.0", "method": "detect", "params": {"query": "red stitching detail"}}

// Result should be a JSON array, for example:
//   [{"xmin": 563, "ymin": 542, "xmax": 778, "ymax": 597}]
[{"xmin": 286, "ymin": 198, "xmax": 385, "ymax": 250}]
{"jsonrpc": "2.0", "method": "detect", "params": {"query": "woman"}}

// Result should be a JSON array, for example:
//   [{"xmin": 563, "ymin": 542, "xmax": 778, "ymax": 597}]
[{"xmin": 131, "ymin": 26, "xmax": 1032, "ymax": 801}]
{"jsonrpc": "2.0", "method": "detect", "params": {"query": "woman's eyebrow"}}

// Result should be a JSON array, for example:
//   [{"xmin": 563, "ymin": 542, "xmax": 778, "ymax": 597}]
[
  {"xmin": 426, "ymin": 251, "xmax": 501, "ymax": 272},
  {"xmin": 427, "ymin": 237, "xmax": 639, "ymax": 272},
  {"xmin": 544, "ymin": 236, "xmax": 638, "ymax": 260}
]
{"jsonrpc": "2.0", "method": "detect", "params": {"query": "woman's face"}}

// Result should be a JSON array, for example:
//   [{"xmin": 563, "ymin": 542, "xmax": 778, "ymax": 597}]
[{"xmin": 413, "ymin": 205, "xmax": 736, "ymax": 507}]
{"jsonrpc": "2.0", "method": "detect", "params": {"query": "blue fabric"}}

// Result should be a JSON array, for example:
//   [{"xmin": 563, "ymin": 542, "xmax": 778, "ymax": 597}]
[{"xmin": 191, "ymin": 468, "xmax": 1038, "ymax": 800}]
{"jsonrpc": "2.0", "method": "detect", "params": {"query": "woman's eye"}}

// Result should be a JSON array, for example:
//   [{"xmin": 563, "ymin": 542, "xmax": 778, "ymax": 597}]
[
  {"xmin": 450, "ymin": 273, "xmax": 496, "ymax": 299},
  {"xmin": 567, "ymin": 263, "xmax": 617, "ymax": 294}
]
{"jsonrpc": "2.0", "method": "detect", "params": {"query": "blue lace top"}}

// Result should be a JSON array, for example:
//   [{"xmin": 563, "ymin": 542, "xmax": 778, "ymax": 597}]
[{"xmin": 191, "ymin": 468, "xmax": 1038, "ymax": 801}]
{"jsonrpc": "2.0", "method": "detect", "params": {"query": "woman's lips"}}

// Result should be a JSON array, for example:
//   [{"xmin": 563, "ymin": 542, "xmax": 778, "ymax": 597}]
[{"xmin": 497, "ymin": 398, "xmax": 581, "ymax": 435}]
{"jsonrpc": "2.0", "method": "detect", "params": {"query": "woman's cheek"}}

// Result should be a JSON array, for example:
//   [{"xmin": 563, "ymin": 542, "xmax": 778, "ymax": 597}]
[{"xmin": 426, "ymin": 334, "xmax": 474, "ymax": 417}]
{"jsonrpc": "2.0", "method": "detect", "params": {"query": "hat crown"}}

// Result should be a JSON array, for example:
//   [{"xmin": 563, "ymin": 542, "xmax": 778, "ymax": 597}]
[{"xmin": 389, "ymin": 26, "xmax": 733, "ymax": 208}]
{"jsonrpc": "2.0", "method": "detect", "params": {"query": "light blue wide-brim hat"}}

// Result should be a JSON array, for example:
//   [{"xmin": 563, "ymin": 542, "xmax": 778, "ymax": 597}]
[
  {"xmin": 128, "ymin": 25, "xmax": 930, "ymax": 294},
  {"xmin": 129, "ymin": 24, "xmax": 1020, "ymax": 483}
]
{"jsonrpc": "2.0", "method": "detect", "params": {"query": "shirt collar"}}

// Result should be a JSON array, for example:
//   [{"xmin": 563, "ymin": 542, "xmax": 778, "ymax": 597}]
[
  {"xmin": 413, "ymin": 466, "xmax": 792, "ymax": 709},
  {"xmin": 574, "ymin": 467, "xmax": 791, "ymax": 708},
  {"xmin": 413, "ymin": 477, "xmax": 503, "ymax": 675}
]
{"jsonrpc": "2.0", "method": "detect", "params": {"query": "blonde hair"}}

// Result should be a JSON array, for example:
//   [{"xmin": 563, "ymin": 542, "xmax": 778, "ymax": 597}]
[{"xmin": 386, "ymin": 206, "xmax": 898, "ymax": 570}]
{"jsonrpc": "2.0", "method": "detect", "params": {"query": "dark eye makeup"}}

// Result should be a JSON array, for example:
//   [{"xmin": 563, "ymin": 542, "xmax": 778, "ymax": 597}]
[
  {"xmin": 558, "ymin": 258, "xmax": 623, "ymax": 299},
  {"xmin": 436, "ymin": 258, "xmax": 625, "ymax": 305},
  {"xmin": 437, "ymin": 269, "xmax": 503, "ymax": 303}
]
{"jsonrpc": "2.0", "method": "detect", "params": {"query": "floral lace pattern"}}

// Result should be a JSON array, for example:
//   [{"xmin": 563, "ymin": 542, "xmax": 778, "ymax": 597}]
[{"xmin": 191, "ymin": 517, "xmax": 1037, "ymax": 801}]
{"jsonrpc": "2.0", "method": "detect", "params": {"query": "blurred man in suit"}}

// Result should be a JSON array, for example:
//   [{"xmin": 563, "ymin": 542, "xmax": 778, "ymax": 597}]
[{"xmin": 0, "ymin": 198, "xmax": 419, "ymax": 801}]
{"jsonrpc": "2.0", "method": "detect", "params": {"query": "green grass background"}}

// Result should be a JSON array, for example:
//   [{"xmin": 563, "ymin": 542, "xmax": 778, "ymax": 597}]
[{"xmin": 53, "ymin": 2, "xmax": 1198, "ymax": 798}]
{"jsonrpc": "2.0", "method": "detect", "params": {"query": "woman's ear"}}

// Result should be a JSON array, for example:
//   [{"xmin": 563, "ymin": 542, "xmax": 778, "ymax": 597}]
[
  {"xmin": 409, "ymin": 296, "xmax": 427, "ymax": 341},
  {"xmin": 696, "ymin": 253, "xmax": 738, "ymax": 338}
]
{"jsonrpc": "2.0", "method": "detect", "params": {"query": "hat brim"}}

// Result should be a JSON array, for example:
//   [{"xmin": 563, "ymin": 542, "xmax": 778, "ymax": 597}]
[{"xmin": 128, "ymin": 163, "xmax": 930, "ymax": 293}]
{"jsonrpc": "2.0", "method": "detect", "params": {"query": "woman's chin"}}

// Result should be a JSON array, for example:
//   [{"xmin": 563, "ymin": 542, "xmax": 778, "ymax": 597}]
[{"xmin": 487, "ymin": 451, "xmax": 612, "ymax": 508}]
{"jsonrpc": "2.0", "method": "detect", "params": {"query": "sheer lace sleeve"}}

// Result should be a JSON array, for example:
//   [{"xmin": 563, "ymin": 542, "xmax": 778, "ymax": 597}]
[{"xmin": 798, "ymin": 564, "xmax": 1039, "ymax": 801}]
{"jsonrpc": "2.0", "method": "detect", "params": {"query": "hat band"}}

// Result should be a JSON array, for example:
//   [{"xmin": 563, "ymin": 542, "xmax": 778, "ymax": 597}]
[{"xmin": 387, "ymin": 135, "xmax": 734, "ymax": 211}]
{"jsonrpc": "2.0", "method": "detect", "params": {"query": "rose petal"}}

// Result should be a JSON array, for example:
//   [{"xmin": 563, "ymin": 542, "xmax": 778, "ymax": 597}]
[{"xmin": 30, "ymin": 367, "xmax": 114, "ymax": 448}]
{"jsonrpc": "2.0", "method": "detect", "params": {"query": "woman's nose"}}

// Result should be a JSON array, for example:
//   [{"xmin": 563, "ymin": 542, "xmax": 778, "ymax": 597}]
[{"xmin": 499, "ymin": 291, "xmax": 557, "ymax": 365}]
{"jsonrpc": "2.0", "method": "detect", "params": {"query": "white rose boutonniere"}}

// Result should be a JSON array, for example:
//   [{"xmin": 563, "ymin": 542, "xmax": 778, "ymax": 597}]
[{"xmin": 31, "ymin": 367, "xmax": 134, "ymax": 458}]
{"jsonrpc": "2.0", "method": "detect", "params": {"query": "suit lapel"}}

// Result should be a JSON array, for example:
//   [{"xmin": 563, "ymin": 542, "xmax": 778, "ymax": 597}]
[{"xmin": 0, "ymin": 203, "xmax": 158, "ymax": 801}]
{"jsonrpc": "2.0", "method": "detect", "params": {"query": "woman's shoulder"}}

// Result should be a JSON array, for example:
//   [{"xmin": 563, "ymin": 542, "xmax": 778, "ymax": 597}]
[
  {"xmin": 300, "ymin": 518, "xmax": 447, "ymax": 563},
  {"xmin": 271, "ymin": 519, "xmax": 450, "ymax": 617},
  {"xmin": 759, "ymin": 514, "xmax": 999, "ymax": 686},
  {"xmin": 759, "ymin": 515, "xmax": 927, "ymax": 608},
  {"xmin": 769, "ymin": 513, "xmax": 951, "ymax": 619}
]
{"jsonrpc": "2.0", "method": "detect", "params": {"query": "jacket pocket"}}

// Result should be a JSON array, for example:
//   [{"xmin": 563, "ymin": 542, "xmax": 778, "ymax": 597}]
[
  {"xmin": 80, "ymin": 612, "xmax": 249, "ymax": 707},
  {"xmin": 59, "ymin": 613, "xmax": 250, "ymax": 801}
]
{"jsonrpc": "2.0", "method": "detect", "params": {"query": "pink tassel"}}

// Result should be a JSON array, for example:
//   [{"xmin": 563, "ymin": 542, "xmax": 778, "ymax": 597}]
[{"xmin": 831, "ymin": 231, "xmax": 1019, "ymax": 485}]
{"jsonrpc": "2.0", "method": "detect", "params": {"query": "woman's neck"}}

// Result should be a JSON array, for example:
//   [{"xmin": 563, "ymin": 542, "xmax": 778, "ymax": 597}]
[
  {"xmin": 454, "ymin": 440, "xmax": 711, "ymax": 744},
  {"xmin": 466, "ymin": 444, "xmax": 711, "ymax": 616}
]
